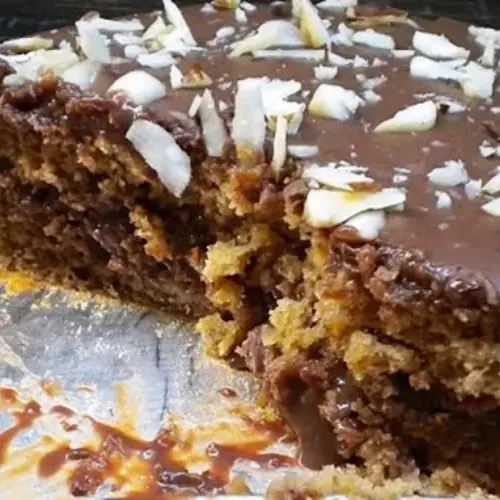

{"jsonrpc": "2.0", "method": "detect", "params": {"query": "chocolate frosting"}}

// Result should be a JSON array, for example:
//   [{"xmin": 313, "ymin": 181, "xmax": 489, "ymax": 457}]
[{"xmin": 3, "ymin": 4, "xmax": 500, "ymax": 294}]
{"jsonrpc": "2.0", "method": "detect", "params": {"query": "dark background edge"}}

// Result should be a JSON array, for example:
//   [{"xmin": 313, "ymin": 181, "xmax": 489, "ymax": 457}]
[{"xmin": 0, "ymin": 0, "xmax": 499, "ymax": 42}]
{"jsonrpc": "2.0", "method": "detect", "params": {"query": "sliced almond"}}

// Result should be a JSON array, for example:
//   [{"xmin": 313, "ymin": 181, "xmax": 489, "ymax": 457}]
[
  {"xmin": 235, "ymin": 7, "xmax": 248, "ymax": 23},
  {"xmin": 253, "ymin": 48, "xmax": 324, "ymax": 61},
  {"xmin": 344, "ymin": 5, "xmax": 410, "ymax": 28},
  {"xmin": 392, "ymin": 49, "xmax": 415, "ymax": 59},
  {"xmin": 304, "ymin": 187, "xmax": 405, "ymax": 228},
  {"xmin": 435, "ymin": 97, "xmax": 466, "ymax": 114},
  {"xmin": 138, "ymin": 51, "xmax": 176, "ymax": 68},
  {"xmin": 363, "ymin": 89, "xmax": 382, "ymax": 104},
  {"xmin": 240, "ymin": 2, "xmax": 257, "ymax": 12},
  {"xmin": 260, "ymin": 78, "xmax": 302, "ymax": 113},
  {"xmin": 0, "ymin": 47, "xmax": 79, "ymax": 80},
  {"xmin": 142, "ymin": 16, "xmax": 171, "ymax": 41},
  {"xmin": 412, "ymin": 31, "xmax": 470, "ymax": 60},
  {"xmin": 230, "ymin": 20, "xmax": 303, "ymax": 57},
  {"xmin": 331, "ymin": 22, "xmax": 354, "ymax": 46},
  {"xmin": 216, "ymin": 26, "xmax": 236, "ymax": 40},
  {"xmin": 170, "ymin": 65, "xmax": 184, "ymax": 89},
  {"xmin": 252, "ymin": 78, "xmax": 305, "ymax": 134},
  {"xmin": 157, "ymin": 29, "xmax": 201, "ymax": 55},
  {"xmin": 288, "ymin": 145, "xmax": 319, "ymax": 158},
  {"xmin": 198, "ymin": 89, "xmax": 228, "ymax": 157},
  {"xmin": 479, "ymin": 140, "xmax": 498, "ymax": 158},
  {"xmin": 201, "ymin": 2, "xmax": 217, "ymax": 13},
  {"xmin": 427, "ymin": 160, "xmax": 469, "ymax": 187},
  {"xmin": 352, "ymin": 28, "xmax": 395, "ymax": 50},
  {"xmin": 108, "ymin": 70, "xmax": 166, "ymax": 106},
  {"xmin": 188, "ymin": 94, "xmax": 204, "ymax": 117},
  {"xmin": 482, "ymin": 198, "xmax": 500, "ymax": 217},
  {"xmin": 314, "ymin": 65, "xmax": 338, "ymax": 80},
  {"xmin": 359, "ymin": 74, "xmax": 387, "ymax": 90},
  {"xmin": 212, "ymin": 0, "xmax": 240, "ymax": 9},
  {"xmin": 297, "ymin": 0, "xmax": 330, "ymax": 48},
  {"xmin": 113, "ymin": 33, "xmax": 144, "ymax": 46},
  {"xmin": 272, "ymin": 115, "xmax": 288, "ymax": 174},
  {"xmin": 460, "ymin": 61, "xmax": 496, "ymax": 99},
  {"xmin": 76, "ymin": 20, "xmax": 112, "ymax": 63},
  {"xmin": 479, "ymin": 40, "xmax": 496, "ymax": 67},
  {"xmin": 162, "ymin": 0, "xmax": 196, "ymax": 46},
  {"xmin": 353, "ymin": 55, "xmax": 369, "ymax": 68},
  {"xmin": 374, "ymin": 100, "xmax": 438, "ymax": 133},
  {"xmin": 231, "ymin": 79, "xmax": 267, "ymax": 162},
  {"xmin": 465, "ymin": 179, "xmax": 482, "ymax": 200},
  {"xmin": 86, "ymin": 16, "xmax": 144, "ymax": 32},
  {"xmin": 469, "ymin": 25, "xmax": 500, "ymax": 48},
  {"xmin": 483, "ymin": 172, "xmax": 500, "ymax": 195},
  {"xmin": 126, "ymin": 119, "xmax": 191, "ymax": 197},
  {"xmin": 303, "ymin": 165, "xmax": 374, "ymax": 191},
  {"xmin": 124, "ymin": 44, "xmax": 148, "ymax": 59},
  {"xmin": 435, "ymin": 191, "xmax": 452, "ymax": 209},
  {"xmin": 410, "ymin": 55, "xmax": 464, "ymax": 82},
  {"xmin": 2, "ymin": 73, "xmax": 26, "ymax": 86},
  {"xmin": 317, "ymin": 0, "xmax": 358, "ymax": 11},
  {"xmin": 1, "ymin": 36, "xmax": 53, "ymax": 52},
  {"xmin": 329, "ymin": 51, "xmax": 355, "ymax": 67},
  {"xmin": 267, "ymin": 104, "xmax": 306, "ymax": 135},
  {"xmin": 309, "ymin": 84, "xmax": 364, "ymax": 121},
  {"xmin": 62, "ymin": 60, "xmax": 101, "ymax": 90}
]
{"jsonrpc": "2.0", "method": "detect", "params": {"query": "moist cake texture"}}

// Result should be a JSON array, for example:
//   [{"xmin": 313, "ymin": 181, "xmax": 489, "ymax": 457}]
[{"xmin": 1, "ymin": 0, "xmax": 500, "ymax": 496}]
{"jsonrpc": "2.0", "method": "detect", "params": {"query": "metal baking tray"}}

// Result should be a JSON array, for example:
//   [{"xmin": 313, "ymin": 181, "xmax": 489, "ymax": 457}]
[{"xmin": 0, "ymin": 1, "xmax": 498, "ymax": 498}]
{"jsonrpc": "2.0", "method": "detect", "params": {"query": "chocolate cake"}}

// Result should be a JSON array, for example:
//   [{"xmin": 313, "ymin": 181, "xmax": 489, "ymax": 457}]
[{"xmin": 1, "ymin": 0, "xmax": 500, "ymax": 495}]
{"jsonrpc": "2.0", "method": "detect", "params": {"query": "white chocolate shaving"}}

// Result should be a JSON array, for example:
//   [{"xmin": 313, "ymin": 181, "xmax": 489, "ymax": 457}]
[
  {"xmin": 303, "ymin": 165, "xmax": 374, "ymax": 190},
  {"xmin": 137, "ymin": 51, "xmax": 176, "ymax": 68},
  {"xmin": 198, "ymin": 89, "xmax": 228, "ymax": 157},
  {"xmin": 86, "ymin": 16, "xmax": 144, "ymax": 32},
  {"xmin": 126, "ymin": 119, "xmax": 191, "ymax": 197},
  {"xmin": 435, "ymin": 191, "xmax": 452, "ymax": 209},
  {"xmin": 482, "ymin": 198, "xmax": 500, "ymax": 217},
  {"xmin": 428, "ymin": 160, "xmax": 469, "ymax": 187},
  {"xmin": 317, "ymin": 0, "xmax": 358, "ymax": 10},
  {"xmin": 374, "ymin": 101, "xmax": 438, "ymax": 133},
  {"xmin": 287, "ymin": 145, "xmax": 319, "ymax": 158},
  {"xmin": 231, "ymin": 79, "xmax": 266, "ymax": 159},
  {"xmin": 412, "ymin": 31, "xmax": 470, "ymax": 60},
  {"xmin": 297, "ymin": 0, "xmax": 330, "ymax": 48},
  {"xmin": 309, "ymin": 84, "xmax": 364, "ymax": 121},
  {"xmin": 163, "ymin": 0, "xmax": 197, "ymax": 45},
  {"xmin": 483, "ymin": 173, "xmax": 500, "ymax": 195},
  {"xmin": 108, "ymin": 70, "xmax": 166, "ymax": 106},
  {"xmin": 230, "ymin": 20, "xmax": 303, "ymax": 57},
  {"xmin": 352, "ymin": 29, "xmax": 395, "ymax": 50},
  {"xmin": 62, "ymin": 60, "xmax": 101, "ymax": 90},
  {"xmin": 142, "ymin": 16, "xmax": 171, "ymax": 41},
  {"xmin": 272, "ymin": 115, "xmax": 288, "ymax": 173},
  {"xmin": 313, "ymin": 65, "xmax": 338, "ymax": 80},
  {"xmin": 76, "ymin": 20, "xmax": 112, "ymax": 63},
  {"xmin": 1, "ymin": 36, "xmax": 53, "ymax": 52}
]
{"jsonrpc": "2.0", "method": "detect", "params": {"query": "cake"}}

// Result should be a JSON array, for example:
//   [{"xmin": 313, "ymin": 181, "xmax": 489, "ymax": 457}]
[{"xmin": 1, "ymin": 0, "xmax": 500, "ymax": 495}]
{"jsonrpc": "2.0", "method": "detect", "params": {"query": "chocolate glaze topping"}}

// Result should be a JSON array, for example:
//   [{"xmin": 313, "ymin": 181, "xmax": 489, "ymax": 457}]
[{"xmin": 1, "ymin": 3, "xmax": 500, "ymax": 290}]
